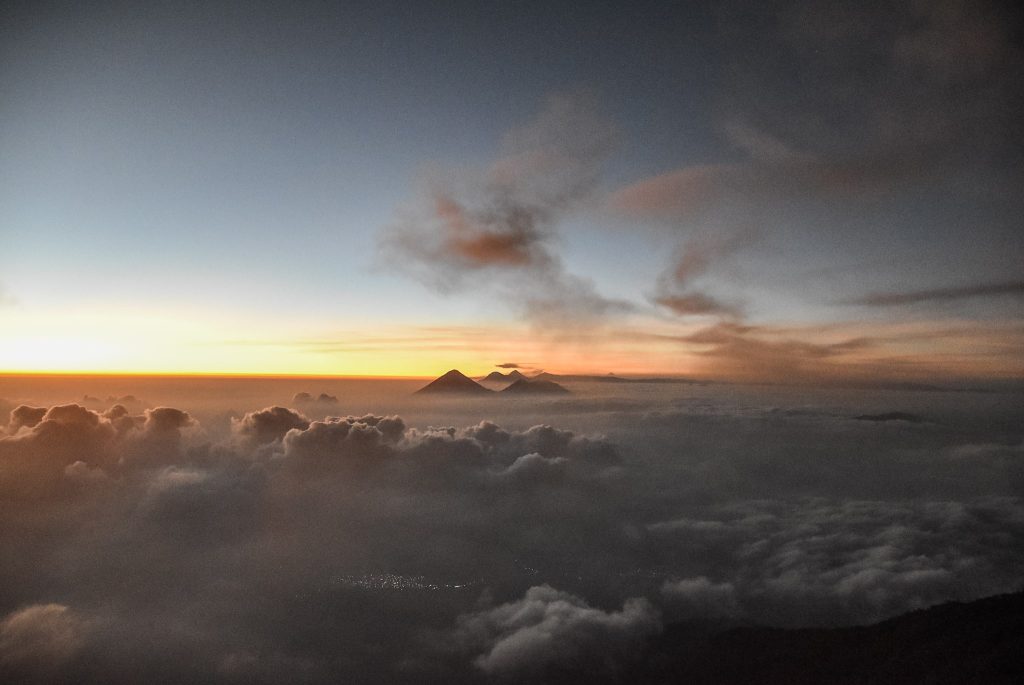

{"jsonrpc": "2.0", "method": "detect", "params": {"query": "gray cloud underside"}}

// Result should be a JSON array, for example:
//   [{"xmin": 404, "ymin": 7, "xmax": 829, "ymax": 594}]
[{"xmin": 851, "ymin": 279, "xmax": 1024, "ymax": 306}]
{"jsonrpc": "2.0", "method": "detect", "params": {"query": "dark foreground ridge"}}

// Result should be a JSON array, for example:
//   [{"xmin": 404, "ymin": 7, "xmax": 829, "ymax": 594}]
[
  {"xmin": 501, "ymin": 378, "xmax": 571, "ymax": 395},
  {"xmin": 631, "ymin": 590, "xmax": 1024, "ymax": 685},
  {"xmin": 414, "ymin": 370, "xmax": 493, "ymax": 395}
]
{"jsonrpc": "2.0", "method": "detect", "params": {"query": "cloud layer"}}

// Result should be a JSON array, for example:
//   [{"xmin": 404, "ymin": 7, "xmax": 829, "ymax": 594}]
[{"xmin": 1, "ymin": 379, "xmax": 1022, "ymax": 682}]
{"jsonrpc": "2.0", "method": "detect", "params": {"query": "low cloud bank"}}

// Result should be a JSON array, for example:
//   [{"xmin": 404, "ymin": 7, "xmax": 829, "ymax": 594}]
[{"xmin": 1, "ymin": 396, "xmax": 1022, "ymax": 682}]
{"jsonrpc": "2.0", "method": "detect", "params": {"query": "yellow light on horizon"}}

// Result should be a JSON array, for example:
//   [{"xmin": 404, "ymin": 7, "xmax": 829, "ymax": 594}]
[{"xmin": 0, "ymin": 334, "xmax": 123, "ymax": 373}]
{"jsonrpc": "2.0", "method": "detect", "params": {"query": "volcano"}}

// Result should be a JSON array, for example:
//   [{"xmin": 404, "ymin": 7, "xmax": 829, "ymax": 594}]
[
  {"xmin": 415, "ymin": 369, "xmax": 493, "ymax": 395},
  {"xmin": 482, "ymin": 370, "xmax": 527, "ymax": 382},
  {"xmin": 500, "ymin": 378, "xmax": 571, "ymax": 395}
]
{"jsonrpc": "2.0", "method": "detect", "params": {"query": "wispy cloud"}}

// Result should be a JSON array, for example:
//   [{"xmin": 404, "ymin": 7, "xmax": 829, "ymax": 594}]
[
  {"xmin": 380, "ymin": 92, "xmax": 632, "ymax": 329},
  {"xmin": 850, "ymin": 280, "xmax": 1024, "ymax": 307}
]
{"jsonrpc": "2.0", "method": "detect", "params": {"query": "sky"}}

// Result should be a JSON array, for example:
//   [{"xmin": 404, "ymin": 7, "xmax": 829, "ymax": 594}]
[{"xmin": 1, "ymin": 0, "xmax": 1022, "ymax": 381}]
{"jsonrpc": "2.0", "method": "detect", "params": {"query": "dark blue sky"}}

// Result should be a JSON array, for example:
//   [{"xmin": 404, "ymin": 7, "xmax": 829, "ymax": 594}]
[{"xmin": 1, "ymin": 0, "xmax": 1021, "ymax": 378}]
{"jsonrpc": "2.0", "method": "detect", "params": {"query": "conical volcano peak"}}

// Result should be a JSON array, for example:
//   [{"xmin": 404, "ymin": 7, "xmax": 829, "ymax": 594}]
[{"xmin": 415, "ymin": 370, "xmax": 493, "ymax": 395}]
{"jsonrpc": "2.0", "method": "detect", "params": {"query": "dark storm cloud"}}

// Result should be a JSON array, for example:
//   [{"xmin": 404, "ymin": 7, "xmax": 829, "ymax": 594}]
[
  {"xmin": 381, "ymin": 92, "xmax": 634, "ymax": 328},
  {"xmin": 850, "ymin": 279, "xmax": 1024, "ymax": 306}
]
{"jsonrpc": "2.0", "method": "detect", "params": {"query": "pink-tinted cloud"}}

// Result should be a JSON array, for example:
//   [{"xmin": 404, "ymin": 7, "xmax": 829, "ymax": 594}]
[{"xmin": 381, "ymin": 92, "xmax": 631, "ymax": 328}]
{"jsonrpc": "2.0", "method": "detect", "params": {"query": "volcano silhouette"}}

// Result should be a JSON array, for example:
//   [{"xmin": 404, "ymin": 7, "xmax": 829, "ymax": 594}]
[
  {"xmin": 482, "ymin": 370, "xmax": 527, "ymax": 382},
  {"xmin": 415, "ymin": 369, "xmax": 493, "ymax": 395},
  {"xmin": 501, "ymin": 378, "xmax": 570, "ymax": 395}
]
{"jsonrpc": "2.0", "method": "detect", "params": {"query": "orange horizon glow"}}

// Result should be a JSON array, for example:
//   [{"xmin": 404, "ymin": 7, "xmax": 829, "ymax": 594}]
[{"xmin": 1, "ymin": 305, "xmax": 1022, "ymax": 383}]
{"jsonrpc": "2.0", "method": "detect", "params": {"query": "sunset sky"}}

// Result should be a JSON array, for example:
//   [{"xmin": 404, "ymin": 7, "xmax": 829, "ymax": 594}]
[
  {"xmin": 3, "ymin": 5, "xmax": 1024, "ymax": 682},
  {"xmin": 2, "ymin": 0, "xmax": 1022, "ymax": 381}
]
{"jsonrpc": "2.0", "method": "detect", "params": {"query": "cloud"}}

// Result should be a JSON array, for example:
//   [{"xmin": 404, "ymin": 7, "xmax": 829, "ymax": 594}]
[
  {"xmin": 231, "ymin": 406, "xmax": 309, "ymax": 445},
  {"xmin": 647, "ymin": 497, "xmax": 1024, "ymax": 626},
  {"xmin": 0, "ymin": 403, "xmax": 207, "ymax": 499},
  {"xmin": 654, "ymin": 292, "xmax": 738, "ymax": 318},
  {"xmin": 281, "ymin": 415, "xmax": 404, "ymax": 473},
  {"xmin": 725, "ymin": 0, "xmax": 1023, "ymax": 164},
  {"xmin": 7, "ymin": 406, "xmax": 47, "ymax": 434},
  {"xmin": 455, "ymin": 585, "xmax": 659, "ymax": 679},
  {"xmin": 661, "ymin": 576, "xmax": 741, "ymax": 620},
  {"xmin": 608, "ymin": 0, "xmax": 1024, "ymax": 333},
  {"xmin": 0, "ymin": 604, "xmax": 86, "ymax": 673},
  {"xmin": 143, "ymin": 407, "xmax": 195, "ymax": 433},
  {"xmin": 2, "ymin": 394, "xmax": 1022, "ymax": 681},
  {"xmin": 1, "ymin": 404, "xmax": 118, "ymax": 477},
  {"xmin": 292, "ymin": 392, "xmax": 339, "ymax": 406},
  {"xmin": 850, "ymin": 279, "xmax": 1024, "ymax": 307},
  {"xmin": 675, "ymin": 322, "xmax": 877, "ymax": 381},
  {"xmin": 380, "ymin": 92, "xmax": 632, "ymax": 328},
  {"xmin": 494, "ymin": 453, "xmax": 568, "ymax": 486},
  {"xmin": 626, "ymin": 225, "xmax": 751, "ymax": 322},
  {"xmin": 383, "ymin": 92, "xmax": 614, "ymax": 283}
]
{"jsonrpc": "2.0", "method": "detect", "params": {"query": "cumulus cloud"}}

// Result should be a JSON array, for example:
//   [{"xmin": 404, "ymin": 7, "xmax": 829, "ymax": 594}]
[
  {"xmin": 1, "ymin": 404, "xmax": 118, "ymax": 477},
  {"xmin": 455, "ymin": 585, "xmax": 659, "ymax": 679},
  {"xmin": 1, "ymin": 389, "xmax": 1022, "ymax": 682},
  {"xmin": 0, "ymin": 403, "xmax": 203, "ymax": 497},
  {"xmin": 661, "ymin": 577, "xmax": 741, "ymax": 621},
  {"xmin": 0, "ymin": 604, "xmax": 86, "ymax": 673},
  {"xmin": 292, "ymin": 392, "xmax": 339, "ymax": 407},
  {"xmin": 647, "ymin": 497, "xmax": 1024, "ymax": 626},
  {"xmin": 231, "ymin": 406, "xmax": 309, "ymax": 445},
  {"xmin": 494, "ymin": 453, "xmax": 568, "ymax": 486},
  {"xmin": 281, "ymin": 415, "xmax": 404, "ymax": 472},
  {"xmin": 142, "ymin": 407, "xmax": 195, "ymax": 433},
  {"xmin": 7, "ymin": 405, "xmax": 47, "ymax": 434}
]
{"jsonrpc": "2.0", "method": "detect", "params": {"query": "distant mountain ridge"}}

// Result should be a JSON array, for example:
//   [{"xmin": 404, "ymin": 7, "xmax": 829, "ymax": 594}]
[
  {"xmin": 415, "ymin": 369, "xmax": 716, "ymax": 395},
  {"xmin": 415, "ymin": 370, "xmax": 572, "ymax": 396}
]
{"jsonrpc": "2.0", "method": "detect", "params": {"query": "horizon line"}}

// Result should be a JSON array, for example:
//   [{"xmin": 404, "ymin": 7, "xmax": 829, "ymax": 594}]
[{"xmin": 0, "ymin": 369, "xmax": 710, "ymax": 381}]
